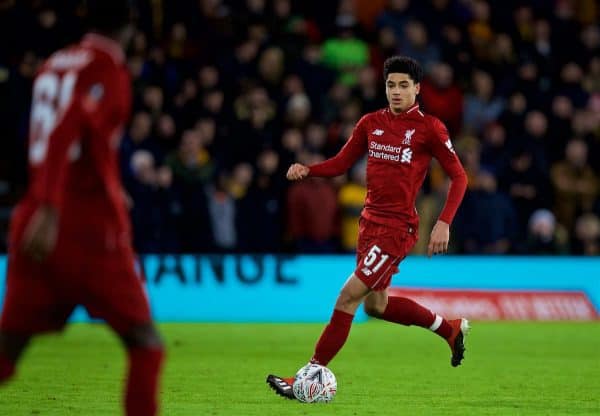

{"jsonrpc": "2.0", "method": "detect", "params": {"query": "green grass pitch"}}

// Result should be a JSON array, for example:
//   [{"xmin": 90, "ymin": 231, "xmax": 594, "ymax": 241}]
[{"xmin": 0, "ymin": 321, "xmax": 598, "ymax": 415}]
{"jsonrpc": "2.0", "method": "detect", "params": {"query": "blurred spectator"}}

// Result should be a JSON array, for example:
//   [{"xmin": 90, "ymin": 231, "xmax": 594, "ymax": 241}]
[
  {"xmin": 320, "ymin": 15, "xmax": 369, "ymax": 86},
  {"xmin": 399, "ymin": 20, "xmax": 440, "ymax": 71},
  {"xmin": 420, "ymin": 62, "xmax": 463, "ymax": 136},
  {"xmin": 466, "ymin": 0, "xmax": 494, "ymax": 63},
  {"xmin": 573, "ymin": 213, "xmax": 600, "ymax": 255},
  {"xmin": 516, "ymin": 110, "xmax": 550, "ymax": 174},
  {"xmin": 338, "ymin": 161, "xmax": 367, "ymax": 251},
  {"xmin": 455, "ymin": 169, "xmax": 516, "ymax": 254},
  {"xmin": 293, "ymin": 43, "xmax": 336, "ymax": 114},
  {"xmin": 498, "ymin": 148, "xmax": 551, "ymax": 240},
  {"xmin": 121, "ymin": 112, "xmax": 156, "ymax": 184},
  {"xmin": 463, "ymin": 69, "xmax": 504, "ymax": 134},
  {"xmin": 237, "ymin": 150, "xmax": 284, "ymax": 252},
  {"xmin": 230, "ymin": 86, "xmax": 277, "ymax": 164},
  {"xmin": 286, "ymin": 153, "xmax": 339, "ymax": 252},
  {"xmin": 550, "ymin": 139, "xmax": 599, "ymax": 231},
  {"xmin": 353, "ymin": 66, "xmax": 386, "ymax": 114},
  {"xmin": 166, "ymin": 130, "xmax": 214, "ymax": 185},
  {"xmin": 375, "ymin": 0, "xmax": 414, "ymax": 43},
  {"xmin": 257, "ymin": 46, "xmax": 286, "ymax": 98},
  {"xmin": 285, "ymin": 93, "xmax": 312, "ymax": 128},
  {"xmin": 498, "ymin": 92, "xmax": 528, "ymax": 138},
  {"xmin": 547, "ymin": 95, "xmax": 575, "ymax": 163},
  {"xmin": 556, "ymin": 62, "xmax": 589, "ymax": 108},
  {"xmin": 270, "ymin": 0, "xmax": 320, "ymax": 58},
  {"xmin": 207, "ymin": 173, "xmax": 237, "ymax": 252},
  {"xmin": 480, "ymin": 122, "xmax": 509, "ymax": 175},
  {"xmin": 522, "ymin": 209, "xmax": 569, "ymax": 255},
  {"xmin": 514, "ymin": 62, "xmax": 547, "ymax": 109},
  {"xmin": 128, "ymin": 151, "xmax": 178, "ymax": 253},
  {"xmin": 166, "ymin": 130, "xmax": 214, "ymax": 251},
  {"xmin": 582, "ymin": 56, "xmax": 600, "ymax": 94},
  {"xmin": 486, "ymin": 33, "xmax": 517, "ymax": 93}
]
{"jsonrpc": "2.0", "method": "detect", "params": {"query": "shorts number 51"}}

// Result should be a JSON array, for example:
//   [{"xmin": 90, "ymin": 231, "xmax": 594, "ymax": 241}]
[{"xmin": 363, "ymin": 245, "xmax": 390, "ymax": 273}]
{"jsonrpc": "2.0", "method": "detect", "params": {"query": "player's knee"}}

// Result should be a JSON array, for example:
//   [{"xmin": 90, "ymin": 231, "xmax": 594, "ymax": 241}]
[
  {"xmin": 364, "ymin": 303, "xmax": 384, "ymax": 318},
  {"xmin": 334, "ymin": 291, "xmax": 361, "ymax": 313},
  {"xmin": 121, "ymin": 323, "xmax": 164, "ymax": 349},
  {"xmin": 364, "ymin": 299, "xmax": 388, "ymax": 318}
]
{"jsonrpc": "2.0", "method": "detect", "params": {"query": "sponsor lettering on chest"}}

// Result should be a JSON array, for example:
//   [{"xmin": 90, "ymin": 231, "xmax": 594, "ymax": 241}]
[{"xmin": 369, "ymin": 128, "xmax": 416, "ymax": 164}]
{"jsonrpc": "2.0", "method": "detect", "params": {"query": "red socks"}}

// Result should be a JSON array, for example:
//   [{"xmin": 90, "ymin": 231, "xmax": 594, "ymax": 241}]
[
  {"xmin": 0, "ymin": 354, "xmax": 15, "ymax": 384},
  {"xmin": 125, "ymin": 347, "xmax": 164, "ymax": 416},
  {"xmin": 311, "ymin": 309, "xmax": 354, "ymax": 366},
  {"xmin": 382, "ymin": 296, "xmax": 452, "ymax": 339},
  {"xmin": 310, "ymin": 298, "xmax": 451, "ymax": 367}
]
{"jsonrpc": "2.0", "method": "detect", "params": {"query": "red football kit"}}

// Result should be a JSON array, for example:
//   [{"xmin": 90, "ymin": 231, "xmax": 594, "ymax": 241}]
[
  {"xmin": 309, "ymin": 104, "xmax": 467, "ymax": 290},
  {"xmin": 1, "ymin": 33, "xmax": 150, "ymax": 334}
]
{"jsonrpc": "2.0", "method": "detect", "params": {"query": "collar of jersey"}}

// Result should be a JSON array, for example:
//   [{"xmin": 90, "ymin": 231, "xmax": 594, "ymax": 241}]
[
  {"xmin": 387, "ymin": 103, "xmax": 420, "ymax": 118},
  {"xmin": 81, "ymin": 32, "xmax": 125, "ymax": 66}
]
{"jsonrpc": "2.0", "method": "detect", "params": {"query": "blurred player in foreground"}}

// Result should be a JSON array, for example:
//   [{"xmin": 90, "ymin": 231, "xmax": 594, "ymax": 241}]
[
  {"xmin": 267, "ymin": 56, "xmax": 470, "ymax": 399},
  {"xmin": 0, "ymin": 2, "xmax": 164, "ymax": 414}
]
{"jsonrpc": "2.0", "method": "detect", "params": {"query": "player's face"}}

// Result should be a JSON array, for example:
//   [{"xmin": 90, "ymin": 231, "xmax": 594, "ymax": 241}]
[{"xmin": 385, "ymin": 73, "xmax": 420, "ymax": 114}]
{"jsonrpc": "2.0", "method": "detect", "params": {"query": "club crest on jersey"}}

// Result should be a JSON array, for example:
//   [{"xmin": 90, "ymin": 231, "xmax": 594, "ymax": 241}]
[
  {"xmin": 402, "ymin": 129, "xmax": 415, "ymax": 145},
  {"xmin": 371, "ymin": 129, "xmax": 384, "ymax": 136}
]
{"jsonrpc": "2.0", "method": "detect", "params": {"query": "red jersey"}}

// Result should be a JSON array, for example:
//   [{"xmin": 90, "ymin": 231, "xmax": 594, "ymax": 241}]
[
  {"xmin": 309, "ymin": 104, "xmax": 467, "ymax": 229},
  {"xmin": 16, "ymin": 33, "xmax": 132, "ymax": 256}
]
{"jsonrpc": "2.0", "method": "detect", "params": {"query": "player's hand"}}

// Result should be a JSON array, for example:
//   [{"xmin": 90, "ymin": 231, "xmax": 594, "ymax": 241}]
[
  {"xmin": 427, "ymin": 220, "xmax": 450, "ymax": 257},
  {"xmin": 286, "ymin": 163, "xmax": 310, "ymax": 181},
  {"xmin": 22, "ymin": 205, "xmax": 59, "ymax": 262}
]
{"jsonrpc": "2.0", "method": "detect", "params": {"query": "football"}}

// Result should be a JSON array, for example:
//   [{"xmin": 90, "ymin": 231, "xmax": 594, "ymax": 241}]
[{"xmin": 292, "ymin": 363, "xmax": 337, "ymax": 403}]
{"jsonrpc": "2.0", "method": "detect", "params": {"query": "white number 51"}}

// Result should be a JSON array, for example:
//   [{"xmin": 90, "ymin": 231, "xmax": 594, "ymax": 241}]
[{"xmin": 363, "ymin": 244, "xmax": 390, "ymax": 273}]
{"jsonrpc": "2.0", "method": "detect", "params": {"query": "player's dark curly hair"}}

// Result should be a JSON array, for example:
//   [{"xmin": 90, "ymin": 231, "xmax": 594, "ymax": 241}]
[
  {"xmin": 383, "ymin": 56, "xmax": 424, "ymax": 84},
  {"xmin": 85, "ymin": 0, "xmax": 134, "ymax": 34}
]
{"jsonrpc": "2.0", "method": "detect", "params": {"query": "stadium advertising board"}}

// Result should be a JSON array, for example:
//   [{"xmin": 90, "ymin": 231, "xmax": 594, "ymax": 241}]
[
  {"xmin": 388, "ymin": 288, "xmax": 597, "ymax": 320},
  {"xmin": 0, "ymin": 255, "xmax": 598, "ymax": 322}
]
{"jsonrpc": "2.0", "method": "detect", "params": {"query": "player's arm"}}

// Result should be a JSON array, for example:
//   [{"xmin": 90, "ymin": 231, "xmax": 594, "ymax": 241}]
[
  {"xmin": 286, "ymin": 116, "xmax": 369, "ymax": 181},
  {"xmin": 426, "ymin": 118, "xmax": 468, "ymax": 257}
]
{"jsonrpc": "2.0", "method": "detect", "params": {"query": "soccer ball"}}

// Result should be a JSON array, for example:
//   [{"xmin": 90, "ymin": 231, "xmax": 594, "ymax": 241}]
[{"xmin": 292, "ymin": 363, "xmax": 337, "ymax": 403}]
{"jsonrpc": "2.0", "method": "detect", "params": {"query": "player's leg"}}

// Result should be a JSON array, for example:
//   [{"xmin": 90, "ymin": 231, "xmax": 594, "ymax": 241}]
[
  {"xmin": 119, "ymin": 323, "xmax": 165, "ymax": 416},
  {"xmin": 363, "ymin": 286, "xmax": 470, "ymax": 367},
  {"xmin": 0, "ymin": 252, "xmax": 73, "ymax": 385},
  {"xmin": 362, "ymin": 221, "xmax": 470, "ymax": 367},
  {"xmin": 267, "ymin": 273, "xmax": 370, "ymax": 398},
  {"xmin": 364, "ymin": 288, "xmax": 451, "ymax": 332},
  {"xmin": 0, "ymin": 332, "xmax": 30, "ymax": 384},
  {"xmin": 311, "ymin": 273, "xmax": 370, "ymax": 366},
  {"xmin": 82, "ymin": 257, "xmax": 164, "ymax": 416}
]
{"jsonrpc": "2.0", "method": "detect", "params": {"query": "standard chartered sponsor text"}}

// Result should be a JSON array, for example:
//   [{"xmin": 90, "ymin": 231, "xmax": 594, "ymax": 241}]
[{"xmin": 369, "ymin": 140, "xmax": 411, "ymax": 163}]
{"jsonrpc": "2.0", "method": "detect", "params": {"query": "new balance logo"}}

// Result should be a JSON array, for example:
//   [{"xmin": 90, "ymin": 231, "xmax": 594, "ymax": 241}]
[
  {"xmin": 445, "ymin": 139, "xmax": 456, "ymax": 154},
  {"xmin": 402, "ymin": 129, "xmax": 415, "ymax": 145},
  {"xmin": 401, "ymin": 148, "xmax": 413, "ymax": 163},
  {"xmin": 372, "ymin": 129, "xmax": 384, "ymax": 136},
  {"xmin": 361, "ymin": 267, "xmax": 373, "ymax": 276}
]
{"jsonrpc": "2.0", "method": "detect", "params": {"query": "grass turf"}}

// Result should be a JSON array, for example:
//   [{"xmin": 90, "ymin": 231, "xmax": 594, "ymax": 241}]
[{"xmin": 0, "ymin": 321, "xmax": 598, "ymax": 415}]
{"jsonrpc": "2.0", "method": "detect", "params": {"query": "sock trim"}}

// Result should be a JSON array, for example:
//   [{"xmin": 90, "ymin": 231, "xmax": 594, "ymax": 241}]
[{"xmin": 429, "ymin": 314, "xmax": 443, "ymax": 331}]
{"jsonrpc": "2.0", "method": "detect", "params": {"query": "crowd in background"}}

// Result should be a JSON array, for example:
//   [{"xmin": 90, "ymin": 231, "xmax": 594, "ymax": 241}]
[{"xmin": 0, "ymin": 0, "xmax": 599, "ymax": 255}]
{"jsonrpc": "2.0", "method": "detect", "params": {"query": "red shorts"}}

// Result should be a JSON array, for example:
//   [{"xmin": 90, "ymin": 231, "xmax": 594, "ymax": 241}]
[
  {"xmin": 0, "ymin": 251, "xmax": 151, "ymax": 335},
  {"xmin": 354, "ymin": 218, "xmax": 417, "ymax": 291},
  {"xmin": 0, "ymin": 208, "xmax": 151, "ymax": 335}
]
